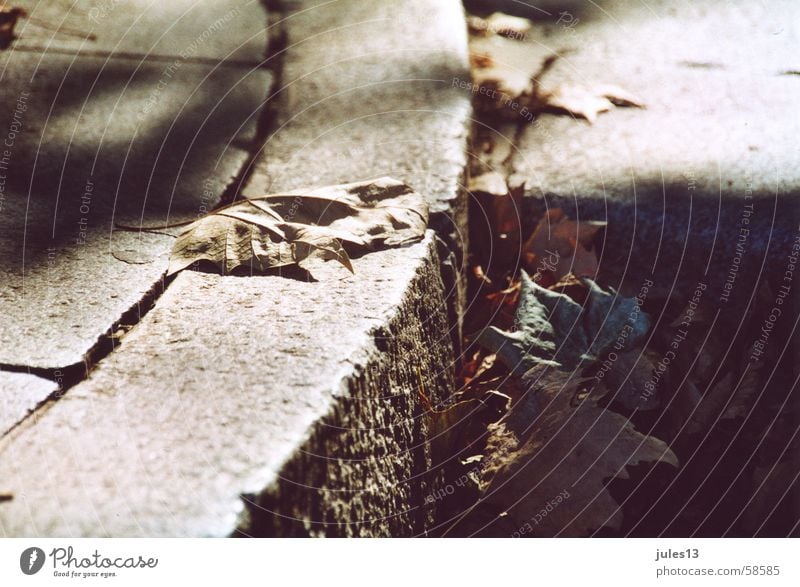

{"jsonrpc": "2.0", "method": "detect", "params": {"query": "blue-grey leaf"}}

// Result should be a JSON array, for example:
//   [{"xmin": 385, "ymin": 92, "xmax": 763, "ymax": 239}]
[
  {"xmin": 478, "ymin": 273, "xmax": 651, "ymax": 378},
  {"xmin": 583, "ymin": 278, "xmax": 651, "ymax": 357}
]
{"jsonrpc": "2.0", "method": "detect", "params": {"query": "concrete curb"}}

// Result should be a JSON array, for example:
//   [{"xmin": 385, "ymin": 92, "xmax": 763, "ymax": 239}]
[{"xmin": 0, "ymin": 0, "xmax": 472, "ymax": 536}]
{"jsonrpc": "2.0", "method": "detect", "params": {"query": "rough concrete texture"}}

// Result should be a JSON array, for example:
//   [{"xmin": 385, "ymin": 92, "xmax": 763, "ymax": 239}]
[
  {"xmin": 0, "ymin": 234, "xmax": 453, "ymax": 537},
  {"xmin": 12, "ymin": 0, "xmax": 267, "ymax": 62},
  {"xmin": 0, "ymin": 0, "xmax": 471, "ymax": 536},
  {"xmin": 483, "ymin": 0, "xmax": 800, "ymax": 300},
  {"xmin": 0, "ymin": 2, "xmax": 271, "ymax": 369},
  {"xmin": 0, "ymin": 372, "xmax": 57, "ymax": 437},
  {"xmin": 242, "ymin": 0, "xmax": 471, "ymax": 225},
  {"xmin": 243, "ymin": 0, "xmax": 473, "ymax": 353}
]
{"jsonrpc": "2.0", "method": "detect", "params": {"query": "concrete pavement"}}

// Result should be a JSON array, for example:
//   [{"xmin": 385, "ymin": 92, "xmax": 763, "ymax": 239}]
[{"xmin": 0, "ymin": 0, "xmax": 472, "ymax": 537}]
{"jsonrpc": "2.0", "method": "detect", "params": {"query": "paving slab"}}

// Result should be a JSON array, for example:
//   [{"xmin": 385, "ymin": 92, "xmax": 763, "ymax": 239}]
[
  {"xmin": 500, "ymin": 0, "xmax": 800, "ymax": 300},
  {"xmin": 0, "ymin": 234, "xmax": 452, "ymax": 537},
  {"xmin": 0, "ymin": 0, "xmax": 472, "ymax": 536},
  {"xmin": 0, "ymin": 372, "xmax": 57, "ymax": 437},
  {"xmin": 242, "ymin": 0, "xmax": 471, "ymax": 221},
  {"xmin": 12, "ymin": 0, "xmax": 267, "ymax": 62},
  {"xmin": 0, "ymin": 2, "xmax": 271, "ymax": 370}
]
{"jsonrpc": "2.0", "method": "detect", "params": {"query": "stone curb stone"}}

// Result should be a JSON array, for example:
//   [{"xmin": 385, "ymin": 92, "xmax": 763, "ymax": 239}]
[
  {"xmin": 0, "ymin": 234, "xmax": 452, "ymax": 537},
  {"xmin": 0, "ymin": 2, "xmax": 271, "ymax": 370},
  {"xmin": 0, "ymin": 0, "xmax": 472, "ymax": 536},
  {"xmin": 0, "ymin": 372, "xmax": 57, "ymax": 437}
]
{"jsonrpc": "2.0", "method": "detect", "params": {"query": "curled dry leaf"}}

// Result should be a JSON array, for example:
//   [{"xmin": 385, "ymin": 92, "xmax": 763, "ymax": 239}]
[
  {"xmin": 469, "ymin": 52, "xmax": 494, "ymax": 69},
  {"xmin": 168, "ymin": 177, "xmax": 428, "ymax": 276},
  {"xmin": 471, "ymin": 60, "xmax": 534, "ymax": 112},
  {"xmin": 478, "ymin": 271, "xmax": 650, "ymax": 375},
  {"xmin": 467, "ymin": 364, "xmax": 677, "ymax": 536},
  {"xmin": 468, "ymin": 172, "xmax": 524, "ymax": 268},
  {"xmin": 522, "ymin": 208, "xmax": 606, "ymax": 284},
  {"xmin": 598, "ymin": 349, "xmax": 664, "ymax": 412},
  {"xmin": 538, "ymin": 83, "xmax": 645, "ymax": 123},
  {"xmin": 0, "ymin": 6, "xmax": 26, "ymax": 48},
  {"xmin": 468, "ymin": 34, "xmax": 538, "ymax": 117},
  {"xmin": 422, "ymin": 371, "xmax": 510, "ymax": 469},
  {"xmin": 468, "ymin": 13, "xmax": 533, "ymax": 39}
]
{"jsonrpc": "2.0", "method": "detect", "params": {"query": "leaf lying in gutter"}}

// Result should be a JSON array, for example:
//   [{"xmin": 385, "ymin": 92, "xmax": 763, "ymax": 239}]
[
  {"xmin": 168, "ymin": 177, "xmax": 428, "ymax": 276},
  {"xmin": 539, "ymin": 83, "xmax": 645, "ymax": 123},
  {"xmin": 468, "ymin": 12, "xmax": 533, "ymax": 39},
  {"xmin": 478, "ymin": 271, "xmax": 650, "ymax": 375},
  {"xmin": 470, "ymin": 364, "xmax": 678, "ymax": 536},
  {"xmin": 600, "ymin": 349, "xmax": 664, "ymax": 411},
  {"xmin": 0, "ymin": 6, "xmax": 26, "ymax": 49},
  {"xmin": 522, "ymin": 208, "xmax": 606, "ymax": 283}
]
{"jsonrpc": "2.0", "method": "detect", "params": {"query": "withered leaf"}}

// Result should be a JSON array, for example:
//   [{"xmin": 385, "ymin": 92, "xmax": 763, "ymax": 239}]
[
  {"xmin": 471, "ymin": 365, "xmax": 677, "ymax": 536},
  {"xmin": 468, "ymin": 13, "xmax": 533, "ymax": 39},
  {"xmin": 599, "ymin": 349, "xmax": 663, "ymax": 412},
  {"xmin": 538, "ymin": 83, "xmax": 645, "ymax": 123},
  {"xmin": 469, "ymin": 172, "xmax": 524, "ymax": 262},
  {"xmin": 0, "ymin": 6, "xmax": 26, "ymax": 49},
  {"xmin": 522, "ymin": 208, "xmax": 606, "ymax": 283},
  {"xmin": 478, "ymin": 271, "xmax": 650, "ymax": 375},
  {"xmin": 168, "ymin": 177, "xmax": 428, "ymax": 276},
  {"xmin": 468, "ymin": 32, "xmax": 542, "ymax": 118}
]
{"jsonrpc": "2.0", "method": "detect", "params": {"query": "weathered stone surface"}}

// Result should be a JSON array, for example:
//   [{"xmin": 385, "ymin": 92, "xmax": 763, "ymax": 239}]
[
  {"xmin": 497, "ymin": 0, "xmax": 800, "ymax": 300},
  {"xmin": 12, "ymin": 0, "xmax": 266, "ymax": 62},
  {"xmin": 0, "ymin": 372, "xmax": 57, "ymax": 436},
  {"xmin": 0, "ymin": 235, "xmax": 452, "ymax": 537},
  {"xmin": 243, "ymin": 0, "xmax": 472, "ymax": 351},
  {"xmin": 242, "ymin": 0, "xmax": 471, "ymax": 222},
  {"xmin": 0, "ymin": 3, "xmax": 270, "ymax": 370},
  {"xmin": 0, "ymin": 0, "xmax": 472, "ymax": 537}
]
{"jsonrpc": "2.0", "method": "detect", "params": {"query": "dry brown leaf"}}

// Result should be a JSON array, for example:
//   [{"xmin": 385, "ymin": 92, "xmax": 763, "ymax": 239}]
[
  {"xmin": 469, "ymin": 172, "xmax": 524, "ymax": 266},
  {"xmin": 168, "ymin": 177, "xmax": 428, "ymax": 276},
  {"xmin": 0, "ymin": 6, "xmax": 26, "ymax": 49},
  {"xmin": 468, "ymin": 34, "xmax": 537, "ymax": 117},
  {"xmin": 483, "ymin": 279, "xmax": 521, "ymax": 331},
  {"xmin": 469, "ymin": 52, "xmax": 494, "ymax": 69},
  {"xmin": 470, "ymin": 365, "xmax": 677, "ymax": 536},
  {"xmin": 467, "ymin": 15, "xmax": 491, "ymax": 36},
  {"xmin": 472, "ymin": 62, "xmax": 534, "ymax": 110},
  {"xmin": 423, "ymin": 373, "xmax": 510, "ymax": 468},
  {"xmin": 522, "ymin": 208, "xmax": 606, "ymax": 283},
  {"xmin": 539, "ymin": 83, "xmax": 645, "ymax": 124},
  {"xmin": 468, "ymin": 13, "xmax": 532, "ymax": 39},
  {"xmin": 486, "ymin": 13, "xmax": 533, "ymax": 38}
]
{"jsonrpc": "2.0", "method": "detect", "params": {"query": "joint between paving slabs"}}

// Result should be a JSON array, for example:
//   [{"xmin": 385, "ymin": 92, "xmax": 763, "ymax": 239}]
[
  {"xmin": 0, "ymin": 275, "xmax": 169, "ymax": 441},
  {"xmin": 0, "ymin": 5, "xmax": 288, "ymax": 423},
  {"xmin": 219, "ymin": 0, "xmax": 289, "ymax": 206}
]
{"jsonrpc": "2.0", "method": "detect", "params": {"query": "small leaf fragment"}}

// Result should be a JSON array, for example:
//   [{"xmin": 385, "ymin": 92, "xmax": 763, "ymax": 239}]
[
  {"xmin": 539, "ymin": 83, "xmax": 645, "ymax": 123},
  {"xmin": 0, "ymin": 6, "xmax": 26, "ymax": 49},
  {"xmin": 522, "ymin": 208, "xmax": 606, "ymax": 283}
]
